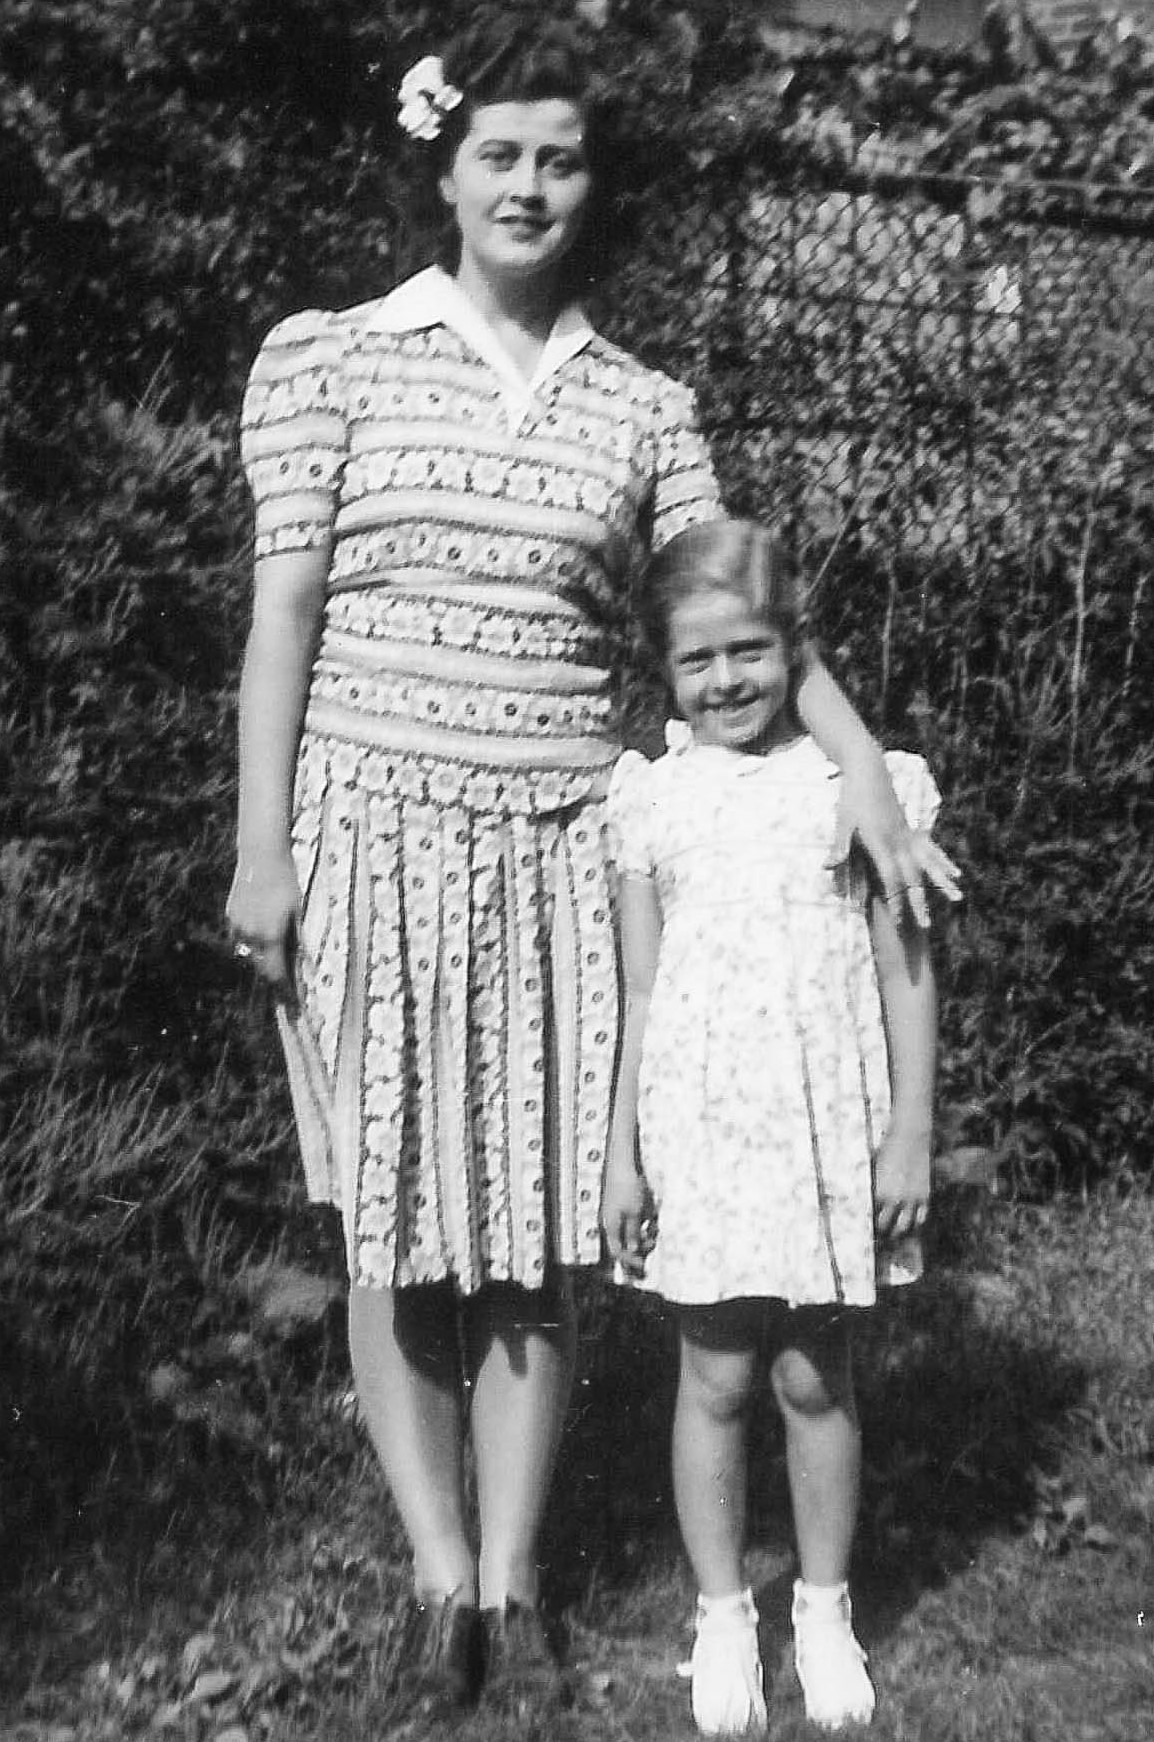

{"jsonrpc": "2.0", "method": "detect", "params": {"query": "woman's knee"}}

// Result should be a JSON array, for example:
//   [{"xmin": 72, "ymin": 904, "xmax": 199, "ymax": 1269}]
[
  {"xmin": 349, "ymin": 1281, "xmax": 461, "ymax": 1382},
  {"xmin": 463, "ymin": 1270, "xmax": 576, "ymax": 1375}
]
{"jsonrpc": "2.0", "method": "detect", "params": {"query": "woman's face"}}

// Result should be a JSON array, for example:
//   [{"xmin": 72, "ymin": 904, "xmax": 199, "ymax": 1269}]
[{"xmin": 439, "ymin": 99, "xmax": 593, "ymax": 290}]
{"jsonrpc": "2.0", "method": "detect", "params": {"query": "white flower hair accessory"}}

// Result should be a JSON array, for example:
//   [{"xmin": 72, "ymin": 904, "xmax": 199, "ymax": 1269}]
[{"xmin": 397, "ymin": 55, "xmax": 464, "ymax": 142}]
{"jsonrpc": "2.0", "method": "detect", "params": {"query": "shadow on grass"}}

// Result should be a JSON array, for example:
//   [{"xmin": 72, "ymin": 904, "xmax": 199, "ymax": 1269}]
[
  {"xmin": 545, "ymin": 1190, "xmax": 1089, "ymax": 1657},
  {"xmin": 1, "ymin": 1190, "xmax": 1091, "ymax": 1720}
]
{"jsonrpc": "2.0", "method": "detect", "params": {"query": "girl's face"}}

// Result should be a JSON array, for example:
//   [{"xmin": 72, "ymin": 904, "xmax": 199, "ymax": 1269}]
[
  {"xmin": 666, "ymin": 588, "xmax": 794, "ymax": 753},
  {"xmin": 439, "ymin": 99, "xmax": 592, "ymax": 290}
]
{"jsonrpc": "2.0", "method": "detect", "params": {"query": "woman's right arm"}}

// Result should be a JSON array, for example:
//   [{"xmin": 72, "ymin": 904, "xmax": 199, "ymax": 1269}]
[
  {"xmin": 226, "ymin": 548, "xmax": 329, "ymax": 998},
  {"xmin": 602, "ymin": 873, "xmax": 662, "ymax": 1277}
]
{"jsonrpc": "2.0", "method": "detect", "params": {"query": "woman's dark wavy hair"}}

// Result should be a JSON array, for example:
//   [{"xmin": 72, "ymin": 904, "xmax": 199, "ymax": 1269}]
[
  {"xmin": 398, "ymin": 8, "xmax": 622, "ymax": 295},
  {"xmin": 636, "ymin": 518, "xmax": 809, "ymax": 677}
]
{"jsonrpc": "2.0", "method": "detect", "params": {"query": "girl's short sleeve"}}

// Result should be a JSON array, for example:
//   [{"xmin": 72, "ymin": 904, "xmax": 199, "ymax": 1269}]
[
  {"xmin": 606, "ymin": 750, "xmax": 656, "ymax": 879},
  {"xmin": 651, "ymin": 378, "xmax": 722, "ymax": 552},
  {"xmin": 239, "ymin": 309, "xmax": 350, "ymax": 563},
  {"xmin": 830, "ymin": 751, "xmax": 943, "ymax": 901},
  {"xmin": 884, "ymin": 751, "xmax": 942, "ymax": 836}
]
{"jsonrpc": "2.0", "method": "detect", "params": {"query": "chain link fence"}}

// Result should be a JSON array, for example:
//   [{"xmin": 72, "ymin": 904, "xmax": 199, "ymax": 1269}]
[
  {"xmin": 617, "ymin": 157, "xmax": 1154, "ymax": 730},
  {"xmin": 665, "ymin": 164, "xmax": 1154, "ymax": 549}
]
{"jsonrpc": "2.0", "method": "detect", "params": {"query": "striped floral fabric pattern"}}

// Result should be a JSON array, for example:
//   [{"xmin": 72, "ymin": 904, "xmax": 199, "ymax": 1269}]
[{"xmin": 240, "ymin": 271, "xmax": 721, "ymax": 1292}]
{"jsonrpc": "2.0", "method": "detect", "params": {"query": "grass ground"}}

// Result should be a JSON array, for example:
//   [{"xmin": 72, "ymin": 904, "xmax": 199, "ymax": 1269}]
[{"xmin": 1, "ymin": 1188, "xmax": 1151, "ymax": 1742}]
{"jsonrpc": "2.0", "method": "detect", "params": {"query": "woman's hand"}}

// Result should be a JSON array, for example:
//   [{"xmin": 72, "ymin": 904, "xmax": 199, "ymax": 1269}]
[
  {"xmin": 843, "ymin": 762, "xmax": 961, "ymax": 929},
  {"xmin": 227, "ymin": 847, "xmax": 301, "ymax": 1005},
  {"xmin": 792, "ymin": 658, "xmax": 960, "ymax": 927},
  {"xmin": 873, "ymin": 1127, "xmax": 931, "ymax": 1244},
  {"xmin": 601, "ymin": 1153, "xmax": 653, "ymax": 1280}
]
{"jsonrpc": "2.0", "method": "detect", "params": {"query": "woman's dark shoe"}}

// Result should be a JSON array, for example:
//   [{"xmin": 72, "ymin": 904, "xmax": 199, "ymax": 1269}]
[
  {"xmin": 481, "ymin": 1598, "xmax": 572, "ymax": 1716},
  {"xmin": 398, "ymin": 1593, "xmax": 483, "ymax": 1718}
]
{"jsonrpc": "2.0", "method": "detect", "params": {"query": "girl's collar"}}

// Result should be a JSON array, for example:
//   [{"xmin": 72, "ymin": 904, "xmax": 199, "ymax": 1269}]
[{"xmin": 664, "ymin": 718, "xmax": 812, "ymax": 771}]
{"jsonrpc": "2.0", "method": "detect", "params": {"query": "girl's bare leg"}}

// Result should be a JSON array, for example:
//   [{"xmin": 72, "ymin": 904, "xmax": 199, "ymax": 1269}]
[
  {"xmin": 772, "ymin": 1309, "xmax": 875, "ymax": 1728},
  {"xmin": 673, "ymin": 1303, "xmax": 761, "ymax": 1598},
  {"xmin": 348, "ymin": 1282, "xmax": 477, "ymax": 1602},
  {"xmin": 466, "ymin": 1274, "xmax": 577, "ymax": 1608},
  {"xmin": 769, "ymin": 1308, "xmax": 859, "ymax": 1586}
]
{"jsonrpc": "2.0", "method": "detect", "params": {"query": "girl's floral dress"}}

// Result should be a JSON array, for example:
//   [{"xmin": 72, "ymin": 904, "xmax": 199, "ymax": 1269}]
[{"xmin": 607, "ymin": 725, "xmax": 940, "ymax": 1307}]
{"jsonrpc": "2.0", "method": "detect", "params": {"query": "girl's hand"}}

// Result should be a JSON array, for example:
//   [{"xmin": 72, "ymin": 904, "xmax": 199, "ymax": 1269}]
[
  {"xmin": 873, "ymin": 1128, "xmax": 931, "ymax": 1244},
  {"xmin": 601, "ymin": 1156, "xmax": 653, "ymax": 1280},
  {"xmin": 227, "ymin": 848, "xmax": 301, "ymax": 1005},
  {"xmin": 844, "ymin": 764, "xmax": 961, "ymax": 929}
]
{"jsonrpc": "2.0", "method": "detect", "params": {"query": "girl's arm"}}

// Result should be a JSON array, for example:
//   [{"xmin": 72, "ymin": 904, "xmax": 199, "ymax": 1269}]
[
  {"xmin": 226, "ymin": 548, "xmax": 329, "ymax": 998},
  {"xmin": 796, "ymin": 652, "xmax": 961, "ymax": 928},
  {"xmin": 602, "ymin": 873, "xmax": 662, "ymax": 1278},
  {"xmin": 868, "ymin": 884, "xmax": 938, "ymax": 1242}
]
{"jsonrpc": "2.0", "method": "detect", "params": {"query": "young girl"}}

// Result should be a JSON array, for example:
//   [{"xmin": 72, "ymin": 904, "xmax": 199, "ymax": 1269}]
[{"xmin": 602, "ymin": 521, "xmax": 943, "ymax": 1736}]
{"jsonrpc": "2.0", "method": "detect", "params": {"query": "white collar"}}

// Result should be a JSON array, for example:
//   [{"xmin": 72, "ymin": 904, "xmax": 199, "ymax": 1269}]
[
  {"xmin": 664, "ymin": 720, "xmax": 826, "ymax": 776},
  {"xmin": 364, "ymin": 266, "xmax": 595, "ymax": 416}
]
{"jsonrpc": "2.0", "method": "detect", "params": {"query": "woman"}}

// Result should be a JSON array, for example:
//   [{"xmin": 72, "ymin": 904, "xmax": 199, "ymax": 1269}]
[{"xmin": 227, "ymin": 13, "xmax": 956, "ymax": 1720}]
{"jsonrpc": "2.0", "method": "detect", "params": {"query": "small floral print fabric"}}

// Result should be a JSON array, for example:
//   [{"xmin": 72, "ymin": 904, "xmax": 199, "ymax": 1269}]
[
  {"xmin": 606, "ymin": 727, "xmax": 941, "ymax": 1308},
  {"xmin": 240, "ymin": 270, "xmax": 721, "ymax": 1294}
]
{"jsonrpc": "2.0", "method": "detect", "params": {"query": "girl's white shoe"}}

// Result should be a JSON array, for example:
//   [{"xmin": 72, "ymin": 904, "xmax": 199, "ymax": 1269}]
[
  {"xmin": 791, "ymin": 1579, "xmax": 876, "ymax": 1731},
  {"xmin": 687, "ymin": 1587, "xmax": 769, "ymax": 1736}
]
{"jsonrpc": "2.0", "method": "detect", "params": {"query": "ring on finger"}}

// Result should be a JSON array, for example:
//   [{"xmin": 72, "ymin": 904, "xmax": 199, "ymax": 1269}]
[{"xmin": 234, "ymin": 941, "xmax": 254, "ymax": 960}]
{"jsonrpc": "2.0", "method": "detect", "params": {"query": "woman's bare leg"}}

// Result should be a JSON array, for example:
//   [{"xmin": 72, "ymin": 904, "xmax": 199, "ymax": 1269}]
[
  {"xmin": 348, "ymin": 1282, "xmax": 477, "ymax": 1601},
  {"xmin": 467, "ymin": 1274, "xmax": 577, "ymax": 1607}
]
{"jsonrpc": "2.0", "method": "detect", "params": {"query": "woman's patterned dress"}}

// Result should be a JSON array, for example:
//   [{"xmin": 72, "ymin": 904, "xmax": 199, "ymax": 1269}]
[{"xmin": 240, "ymin": 267, "xmax": 718, "ymax": 1293}]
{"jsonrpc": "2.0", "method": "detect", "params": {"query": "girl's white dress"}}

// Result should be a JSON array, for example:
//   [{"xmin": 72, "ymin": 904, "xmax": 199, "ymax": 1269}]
[{"xmin": 606, "ymin": 725, "xmax": 940, "ymax": 1308}]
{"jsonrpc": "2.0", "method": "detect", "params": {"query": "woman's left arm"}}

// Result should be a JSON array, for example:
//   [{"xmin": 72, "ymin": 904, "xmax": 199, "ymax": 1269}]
[{"xmin": 795, "ymin": 653, "xmax": 961, "ymax": 928}]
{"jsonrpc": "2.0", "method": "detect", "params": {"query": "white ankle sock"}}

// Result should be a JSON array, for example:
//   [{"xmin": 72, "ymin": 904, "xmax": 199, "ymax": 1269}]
[{"xmin": 794, "ymin": 1578, "xmax": 850, "ymax": 1614}]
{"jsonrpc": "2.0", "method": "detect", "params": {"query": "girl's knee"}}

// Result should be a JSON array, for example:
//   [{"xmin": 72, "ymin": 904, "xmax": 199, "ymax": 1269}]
[
  {"xmin": 771, "ymin": 1344, "xmax": 851, "ymax": 1418},
  {"xmin": 679, "ymin": 1341, "xmax": 757, "ymax": 1425}
]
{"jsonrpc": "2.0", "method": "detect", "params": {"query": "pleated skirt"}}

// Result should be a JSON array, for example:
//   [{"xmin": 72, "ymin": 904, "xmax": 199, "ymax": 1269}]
[{"xmin": 276, "ymin": 579, "xmax": 621, "ymax": 1295}]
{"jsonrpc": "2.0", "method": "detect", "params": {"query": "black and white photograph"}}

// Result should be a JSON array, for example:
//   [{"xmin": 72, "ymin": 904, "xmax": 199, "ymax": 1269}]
[{"xmin": 2, "ymin": 3, "xmax": 1152, "ymax": 1738}]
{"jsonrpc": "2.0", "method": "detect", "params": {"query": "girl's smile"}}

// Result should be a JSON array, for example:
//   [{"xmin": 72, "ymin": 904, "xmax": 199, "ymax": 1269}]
[
  {"xmin": 666, "ymin": 589, "xmax": 794, "ymax": 753},
  {"xmin": 439, "ymin": 100, "xmax": 592, "ymax": 287}
]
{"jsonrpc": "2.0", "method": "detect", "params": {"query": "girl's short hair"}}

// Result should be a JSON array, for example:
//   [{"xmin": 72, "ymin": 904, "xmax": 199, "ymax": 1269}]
[
  {"xmin": 404, "ymin": 9, "xmax": 618, "ymax": 293},
  {"xmin": 637, "ymin": 519, "xmax": 808, "ymax": 669}
]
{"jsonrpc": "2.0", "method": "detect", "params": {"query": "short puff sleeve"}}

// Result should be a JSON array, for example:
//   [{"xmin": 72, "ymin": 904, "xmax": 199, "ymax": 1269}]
[
  {"xmin": 650, "ymin": 377, "xmax": 722, "ymax": 553},
  {"xmin": 606, "ymin": 750, "xmax": 657, "ymax": 880},
  {"xmin": 883, "ymin": 751, "xmax": 942, "ymax": 837},
  {"xmin": 239, "ymin": 309, "xmax": 350, "ymax": 563}
]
